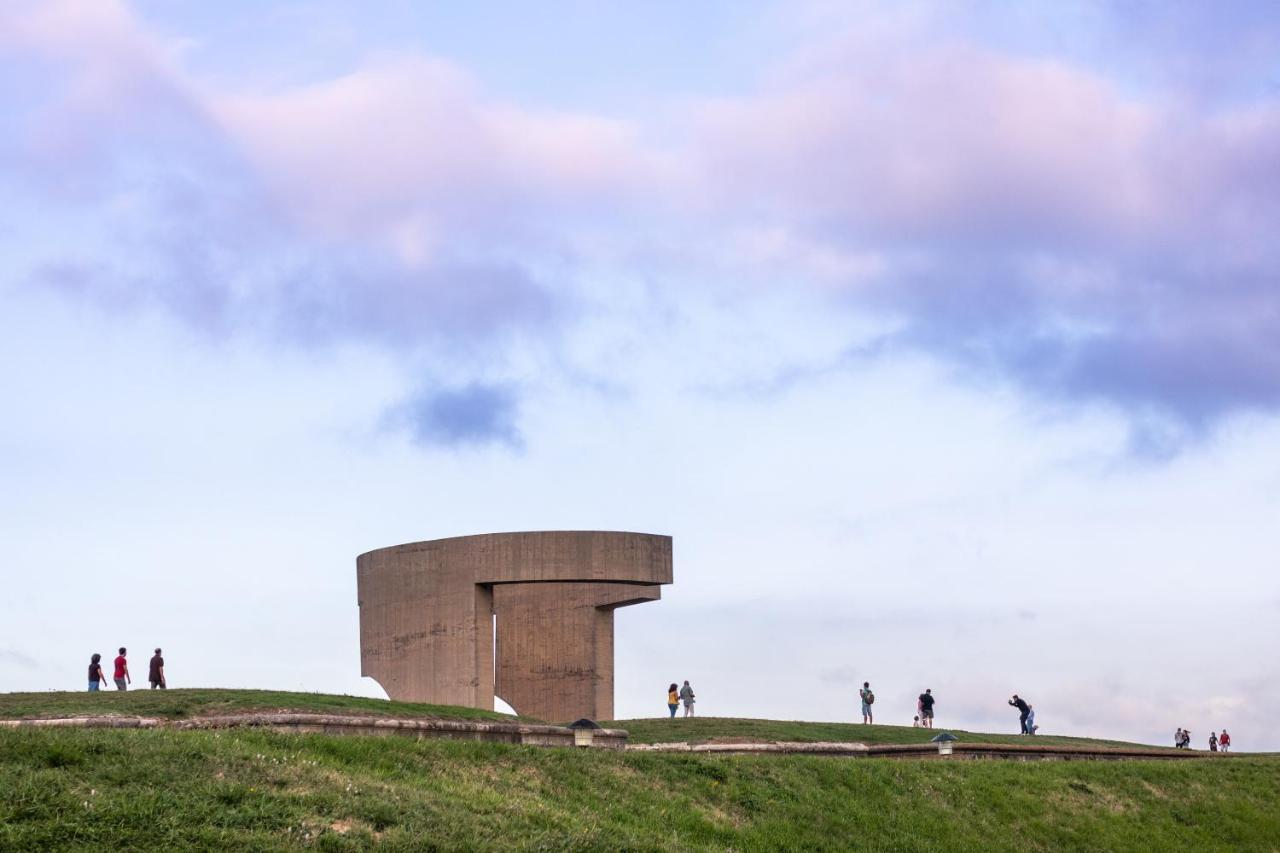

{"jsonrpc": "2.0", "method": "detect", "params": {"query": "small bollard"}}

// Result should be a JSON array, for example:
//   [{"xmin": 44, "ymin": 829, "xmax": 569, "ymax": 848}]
[
  {"xmin": 568, "ymin": 718, "xmax": 602, "ymax": 748},
  {"xmin": 931, "ymin": 732, "xmax": 957, "ymax": 756}
]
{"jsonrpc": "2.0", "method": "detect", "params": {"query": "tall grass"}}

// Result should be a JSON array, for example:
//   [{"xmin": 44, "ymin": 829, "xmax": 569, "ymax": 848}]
[{"xmin": 1, "ymin": 727, "xmax": 1276, "ymax": 851}]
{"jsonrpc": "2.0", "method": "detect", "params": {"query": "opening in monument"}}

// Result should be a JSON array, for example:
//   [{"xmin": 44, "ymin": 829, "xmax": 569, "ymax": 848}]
[{"xmin": 492, "ymin": 612, "xmax": 517, "ymax": 715}]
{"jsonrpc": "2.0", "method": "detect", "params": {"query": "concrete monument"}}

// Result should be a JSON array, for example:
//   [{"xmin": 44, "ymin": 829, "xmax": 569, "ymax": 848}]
[{"xmin": 357, "ymin": 531, "xmax": 672, "ymax": 722}]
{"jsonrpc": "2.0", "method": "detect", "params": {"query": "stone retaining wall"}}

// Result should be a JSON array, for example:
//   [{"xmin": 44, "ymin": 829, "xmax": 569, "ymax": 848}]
[{"xmin": 0, "ymin": 714, "xmax": 629, "ymax": 750}]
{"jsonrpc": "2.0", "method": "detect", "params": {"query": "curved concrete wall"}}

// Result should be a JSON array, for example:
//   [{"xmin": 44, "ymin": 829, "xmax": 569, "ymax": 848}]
[{"xmin": 357, "ymin": 531, "xmax": 672, "ymax": 722}]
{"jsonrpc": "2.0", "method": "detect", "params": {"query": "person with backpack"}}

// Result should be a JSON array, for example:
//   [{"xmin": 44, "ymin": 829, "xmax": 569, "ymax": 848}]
[
  {"xmin": 1009, "ymin": 694, "xmax": 1031, "ymax": 734},
  {"xmin": 859, "ymin": 681, "xmax": 875, "ymax": 724},
  {"xmin": 918, "ymin": 689, "xmax": 935, "ymax": 728}
]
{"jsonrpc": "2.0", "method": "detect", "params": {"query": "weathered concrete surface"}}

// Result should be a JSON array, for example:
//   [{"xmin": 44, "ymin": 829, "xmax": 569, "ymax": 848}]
[
  {"xmin": 357, "ymin": 531, "xmax": 672, "ymax": 722},
  {"xmin": 0, "ymin": 714, "xmax": 629, "ymax": 749}
]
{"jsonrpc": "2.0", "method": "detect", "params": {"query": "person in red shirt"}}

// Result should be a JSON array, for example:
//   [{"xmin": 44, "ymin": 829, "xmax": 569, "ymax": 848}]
[
  {"xmin": 1219, "ymin": 729, "xmax": 1231, "ymax": 753},
  {"xmin": 113, "ymin": 647, "xmax": 130, "ymax": 691}
]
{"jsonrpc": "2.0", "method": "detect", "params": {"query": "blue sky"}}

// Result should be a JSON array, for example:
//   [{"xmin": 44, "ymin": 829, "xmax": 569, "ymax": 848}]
[{"xmin": 1, "ymin": 0, "xmax": 1278, "ymax": 749}]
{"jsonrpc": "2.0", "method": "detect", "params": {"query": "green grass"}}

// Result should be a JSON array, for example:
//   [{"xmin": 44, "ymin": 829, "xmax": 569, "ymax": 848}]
[
  {"xmin": 608, "ymin": 717, "xmax": 1171, "ymax": 750},
  {"xmin": 0, "ymin": 688, "xmax": 534, "ymax": 724},
  {"xmin": 1, "ymin": 726, "xmax": 1276, "ymax": 851}
]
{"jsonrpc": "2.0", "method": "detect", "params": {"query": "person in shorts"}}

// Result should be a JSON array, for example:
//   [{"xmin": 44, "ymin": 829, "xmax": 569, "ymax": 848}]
[
  {"xmin": 113, "ymin": 647, "xmax": 130, "ymax": 691},
  {"xmin": 859, "ymin": 681, "xmax": 875, "ymax": 724},
  {"xmin": 918, "ymin": 688, "xmax": 935, "ymax": 728},
  {"xmin": 149, "ymin": 648, "xmax": 166, "ymax": 689},
  {"xmin": 1219, "ymin": 729, "xmax": 1231, "ymax": 753}
]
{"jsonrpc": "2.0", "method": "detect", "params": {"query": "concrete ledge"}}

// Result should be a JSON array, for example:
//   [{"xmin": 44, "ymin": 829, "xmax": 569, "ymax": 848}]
[
  {"xmin": 629, "ymin": 741, "xmax": 1214, "ymax": 760},
  {"xmin": 629, "ymin": 741, "xmax": 871, "ymax": 756},
  {"xmin": 0, "ymin": 716, "xmax": 164, "ymax": 730},
  {"xmin": 0, "ymin": 714, "xmax": 628, "ymax": 750}
]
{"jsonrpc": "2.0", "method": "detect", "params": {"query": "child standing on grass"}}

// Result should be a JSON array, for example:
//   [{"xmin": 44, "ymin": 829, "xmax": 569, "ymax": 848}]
[
  {"xmin": 667, "ymin": 684, "xmax": 679, "ymax": 718},
  {"xmin": 912, "ymin": 715, "xmax": 921, "ymax": 728}
]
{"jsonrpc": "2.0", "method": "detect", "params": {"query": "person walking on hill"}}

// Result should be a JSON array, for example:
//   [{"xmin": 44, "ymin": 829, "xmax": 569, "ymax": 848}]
[
  {"xmin": 859, "ymin": 681, "xmax": 875, "ymax": 724},
  {"xmin": 1009, "ymin": 694, "xmax": 1031, "ymax": 734},
  {"xmin": 112, "ymin": 647, "xmax": 130, "ymax": 691},
  {"xmin": 680, "ymin": 681, "xmax": 701, "ymax": 712},
  {"xmin": 918, "ymin": 689, "xmax": 935, "ymax": 728},
  {"xmin": 88, "ymin": 653, "xmax": 108, "ymax": 691},
  {"xmin": 1174, "ymin": 727, "xmax": 1185, "ymax": 748},
  {"xmin": 149, "ymin": 648, "xmax": 166, "ymax": 689},
  {"xmin": 1219, "ymin": 729, "xmax": 1231, "ymax": 753},
  {"xmin": 666, "ymin": 683, "xmax": 679, "ymax": 718},
  {"xmin": 679, "ymin": 681, "xmax": 696, "ymax": 717},
  {"xmin": 1209, "ymin": 732, "xmax": 1218, "ymax": 752},
  {"xmin": 1026, "ymin": 704, "xmax": 1038, "ymax": 735}
]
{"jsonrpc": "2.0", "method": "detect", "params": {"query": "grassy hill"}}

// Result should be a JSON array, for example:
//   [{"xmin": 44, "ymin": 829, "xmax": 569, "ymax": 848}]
[
  {"xmin": 2, "ymin": 691, "xmax": 1276, "ymax": 851},
  {"xmin": 0, "ymin": 688, "xmax": 530, "ymax": 723},
  {"xmin": 607, "ymin": 716, "xmax": 1172, "ymax": 750}
]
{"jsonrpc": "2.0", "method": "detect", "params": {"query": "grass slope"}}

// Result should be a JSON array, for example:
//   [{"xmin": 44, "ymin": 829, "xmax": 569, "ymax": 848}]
[
  {"xmin": 609, "ymin": 717, "xmax": 1170, "ymax": 751},
  {"xmin": 0, "ymin": 689, "xmax": 532, "ymax": 724},
  {"xmin": 2, "ymin": 727, "xmax": 1276, "ymax": 851}
]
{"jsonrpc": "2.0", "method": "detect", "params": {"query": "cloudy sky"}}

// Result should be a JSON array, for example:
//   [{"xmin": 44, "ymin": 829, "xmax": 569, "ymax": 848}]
[{"xmin": 2, "ymin": 0, "xmax": 1278, "ymax": 749}]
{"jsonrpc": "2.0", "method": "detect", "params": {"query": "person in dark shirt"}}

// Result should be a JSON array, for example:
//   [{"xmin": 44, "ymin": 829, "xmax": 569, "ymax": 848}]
[
  {"xmin": 88, "ymin": 653, "xmax": 108, "ymax": 691},
  {"xmin": 149, "ymin": 648, "xmax": 166, "ymax": 689},
  {"xmin": 1009, "ymin": 694, "xmax": 1031, "ymax": 734},
  {"xmin": 113, "ymin": 648, "xmax": 130, "ymax": 691},
  {"xmin": 918, "ymin": 689, "xmax": 935, "ymax": 728}
]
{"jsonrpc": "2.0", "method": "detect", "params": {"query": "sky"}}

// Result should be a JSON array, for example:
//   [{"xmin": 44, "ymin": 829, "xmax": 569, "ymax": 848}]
[{"xmin": 1, "ymin": 0, "xmax": 1278, "ymax": 750}]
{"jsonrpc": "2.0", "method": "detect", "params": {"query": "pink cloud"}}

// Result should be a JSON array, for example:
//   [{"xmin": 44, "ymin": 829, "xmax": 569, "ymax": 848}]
[
  {"xmin": 6, "ymin": 2, "xmax": 1278, "ymax": 435},
  {"xmin": 209, "ymin": 57, "xmax": 652, "ymax": 260}
]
